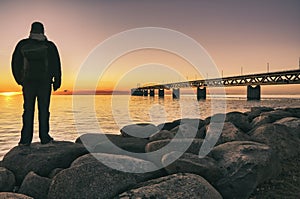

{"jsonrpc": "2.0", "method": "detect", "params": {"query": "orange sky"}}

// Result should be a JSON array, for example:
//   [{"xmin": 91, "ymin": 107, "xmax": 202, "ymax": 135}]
[{"xmin": 0, "ymin": 0, "xmax": 300, "ymax": 94}]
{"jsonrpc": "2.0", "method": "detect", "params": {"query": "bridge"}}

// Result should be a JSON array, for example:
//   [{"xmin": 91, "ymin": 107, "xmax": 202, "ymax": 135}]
[{"xmin": 131, "ymin": 69, "xmax": 300, "ymax": 100}]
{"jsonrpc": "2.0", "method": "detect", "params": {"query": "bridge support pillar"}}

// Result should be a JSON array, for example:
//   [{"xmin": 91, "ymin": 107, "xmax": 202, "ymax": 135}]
[
  {"xmin": 197, "ymin": 87, "xmax": 206, "ymax": 100},
  {"xmin": 172, "ymin": 88, "xmax": 180, "ymax": 99},
  {"xmin": 143, "ymin": 90, "xmax": 148, "ymax": 96},
  {"xmin": 150, "ymin": 89, "xmax": 155, "ymax": 97},
  {"xmin": 247, "ymin": 85, "xmax": 261, "ymax": 100},
  {"xmin": 131, "ymin": 89, "xmax": 143, "ymax": 96},
  {"xmin": 158, "ymin": 89, "xmax": 164, "ymax": 98}
]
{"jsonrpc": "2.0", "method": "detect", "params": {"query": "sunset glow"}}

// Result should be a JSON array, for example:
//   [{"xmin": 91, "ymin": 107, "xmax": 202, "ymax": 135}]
[
  {"xmin": 0, "ymin": 0, "xmax": 299, "ymax": 94},
  {"xmin": 0, "ymin": 92, "xmax": 22, "ymax": 97}
]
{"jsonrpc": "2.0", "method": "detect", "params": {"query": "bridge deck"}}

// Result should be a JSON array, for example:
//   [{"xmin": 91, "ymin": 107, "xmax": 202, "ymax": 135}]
[{"xmin": 135, "ymin": 69, "xmax": 300, "ymax": 90}]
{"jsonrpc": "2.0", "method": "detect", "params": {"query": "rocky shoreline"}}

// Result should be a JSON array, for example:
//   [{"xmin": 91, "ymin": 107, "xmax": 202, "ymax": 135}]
[{"xmin": 0, "ymin": 107, "xmax": 299, "ymax": 199}]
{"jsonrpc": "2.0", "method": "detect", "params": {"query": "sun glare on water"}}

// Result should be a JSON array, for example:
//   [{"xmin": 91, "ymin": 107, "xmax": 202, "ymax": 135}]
[{"xmin": 0, "ymin": 92, "xmax": 21, "ymax": 97}]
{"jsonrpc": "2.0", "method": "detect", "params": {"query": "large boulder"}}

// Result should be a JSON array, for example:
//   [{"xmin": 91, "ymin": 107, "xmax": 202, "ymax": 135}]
[
  {"xmin": 246, "ymin": 107, "xmax": 274, "ymax": 122},
  {"xmin": 0, "ymin": 167, "xmax": 15, "ymax": 192},
  {"xmin": 162, "ymin": 151, "xmax": 223, "ymax": 184},
  {"xmin": 120, "ymin": 123, "xmax": 159, "ymax": 138},
  {"xmin": 18, "ymin": 171, "xmax": 51, "ymax": 199},
  {"xmin": 206, "ymin": 122, "xmax": 250, "ymax": 146},
  {"xmin": 280, "ymin": 107, "xmax": 300, "ymax": 118},
  {"xmin": 48, "ymin": 153, "xmax": 165, "ymax": 199},
  {"xmin": 2, "ymin": 141, "xmax": 88, "ymax": 184},
  {"xmin": 172, "ymin": 118, "xmax": 205, "ymax": 130},
  {"xmin": 76, "ymin": 133, "xmax": 150, "ymax": 160},
  {"xmin": 210, "ymin": 141, "xmax": 280, "ymax": 199},
  {"xmin": 76, "ymin": 133, "xmax": 149, "ymax": 152},
  {"xmin": 226, "ymin": 111, "xmax": 252, "ymax": 132},
  {"xmin": 118, "ymin": 173, "xmax": 222, "ymax": 199},
  {"xmin": 0, "ymin": 192, "xmax": 33, "ymax": 199},
  {"xmin": 274, "ymin": 117, "xmax": 300, "ymax": 136},
  {"xmin": 145, "ymin": 139, "xmax": 204, "ymax": 165},
  {"xmin": 249, "ymin": 123, "xmax": 300, "ymax": 160},
  {"xmin": 251, "ymin": 110, "xmax": 293, "ymax": 128},
  {"xmin": 149, "ymin": 130, "xmax": 177, "ymax": 142},
  {"xmin": 157, "ymin": 121, "xmax": 181, "ymax": 131},
  {"xmin": 170, "ymin": 123, "xmax": 200, "ymax": 138},
  {"xmin": 204, "ymin": 112, "xmax": 251, "ymax": 133}
]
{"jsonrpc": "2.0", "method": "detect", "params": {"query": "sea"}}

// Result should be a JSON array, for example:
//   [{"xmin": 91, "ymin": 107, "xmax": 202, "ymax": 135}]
[{"xmin": 1, "ymin": 94, "xmax": 300, "ymax": 160}]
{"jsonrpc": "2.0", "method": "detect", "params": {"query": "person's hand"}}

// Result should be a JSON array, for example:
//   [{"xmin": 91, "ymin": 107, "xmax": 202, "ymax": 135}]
[{"xmin": 53, "ymin": 79, "xmax": 61, "ymax": 91}]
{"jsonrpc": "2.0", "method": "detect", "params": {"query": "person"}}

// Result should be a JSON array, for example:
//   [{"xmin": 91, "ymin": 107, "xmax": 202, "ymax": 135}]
[{"xmin": 11, "ymin": 22, "xmax": 61, "ymax": 146}]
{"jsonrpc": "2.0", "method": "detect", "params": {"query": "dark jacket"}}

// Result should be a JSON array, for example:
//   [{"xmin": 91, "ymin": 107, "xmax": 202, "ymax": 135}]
[{"xmin": 11, "ymin": 38, "xmax": 61, "ymax": 86}]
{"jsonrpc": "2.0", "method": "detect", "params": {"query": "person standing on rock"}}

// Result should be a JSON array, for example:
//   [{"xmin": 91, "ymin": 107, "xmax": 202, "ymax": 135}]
[{"xmin": 11, "ymin": 22, "xmax": 61, "ymax": 146}]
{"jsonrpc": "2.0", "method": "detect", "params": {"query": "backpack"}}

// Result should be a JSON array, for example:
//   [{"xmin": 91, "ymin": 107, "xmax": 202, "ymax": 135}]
[{"xmin": 21, "ymin": 41, "xmax": 49, "ymax": 81}]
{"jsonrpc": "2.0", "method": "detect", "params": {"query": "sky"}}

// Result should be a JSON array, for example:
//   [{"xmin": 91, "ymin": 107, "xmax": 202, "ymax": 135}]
[{"xmin": 0, "ymin": 0, "xmax": 300, "ymax": 94}]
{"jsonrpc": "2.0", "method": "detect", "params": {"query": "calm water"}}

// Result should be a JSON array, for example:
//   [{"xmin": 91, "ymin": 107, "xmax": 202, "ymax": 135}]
[{"xmin": 1, "ymin": 94, "xmax": 300, "ymax": 160}]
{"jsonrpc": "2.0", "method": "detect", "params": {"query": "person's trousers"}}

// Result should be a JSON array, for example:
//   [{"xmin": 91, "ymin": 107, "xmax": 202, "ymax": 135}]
[{"xmin": 19, "ymin": 81, "xmax": 53, "ymax": 144}]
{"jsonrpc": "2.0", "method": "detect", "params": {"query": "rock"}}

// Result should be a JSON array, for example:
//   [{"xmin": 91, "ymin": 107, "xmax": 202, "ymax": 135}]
[
  {"xmin": 274, "ymin": 117, "xmax": 300, "ymax": 136},
  {"xmin": 226, "ymin": 111, "xmax": 252, "ymax": 132},
  {"xmin": 173, "ymin": 118, "xmax": 205, "ymax": 130},
  {"xmin": 249, "ymin": 123, "xmax": 300, "ymax": 160},
  {"xmin": 251, "ymin": 110, "xmax": 293, "ymax": 128},
  {"xmin": 145, "ymin": 139, "xmax": 204, "ymax": 165},
  {"xmin": 247, "ymin": 107, "xmax": 274, "ymax": 122},
  {"xmin": 162, "ymin": 151, "xmax": 223, "ymax": 184},
  {"xmin": 149, "ymin": 130, "xmax": 177, "ymax": 142},
  {"xmin": 120, "ymin": 123, "xmax": 159, "ymax": 138},
  {"xmin": 48, "ymin": 153, "xmax": 165, "ymax": 199},
  {"xmin": 76, "ymin": 133, "xmax": 149, "ymax": 154},
  {"xmin": 157, "ymin": 121, "xmax": 181, "ymax": 131},
  {"xmin": 92, "ymin": 135, "xmax": 149, "ymax": 154},
  {"xmin": 205, "ymin": 112, "xmax": 251, "ymax": 133},
  {"xmin": 204, "ymin": 113, "xmax": 226, "ymax": 124},
  {"xmin": 206, "ymin": 122, "xmax": 250, "ymax": 146},
  {"xmin": 2, "ymin": 141, "xmax": 88, "ymax": 184},
  {"xmin": 0, "ymin": 192, "xmax": 33, "ymax": 199},
  {"xmin": 48, "ymin": 168, "xmax": 64, "ymax": 179},
  {"xmin": 170, "ymin": 123, "xmax": 199, "ymax": 138},
  {"xmin": 18, "ymin": 171, "xmax": 51, "ymax": 199},
  {"xmin": 280, "ymin": 107, "xmax": 300, "ymax": 118},
  {"xmin": 210, "ymin": 141, "xmax": 280, "ymax": 199},
  {"xmin": 0, "ymin": 167, "xmax": 15, "ymax": 192},
  {"xmin": 118, "ymin": 173, "xmax": 222, "ymax": 199}
]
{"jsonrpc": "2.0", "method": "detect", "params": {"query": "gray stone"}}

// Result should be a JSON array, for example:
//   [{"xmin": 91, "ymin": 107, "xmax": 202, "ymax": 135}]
[
  {"xmin": 206, "ymin": 122, "xmax": 250, "ymax": 146},
  {"xmin": 280, "ymin": 107, "xmax": 300, "ymax": 118},
  {"xmin": 210, "ymin": 141, "xmax": 280, "ymax": 199},
  {"xmin": 48, "ymin": 153, "xmax": 165, "ymax": 199},
  {"xmin": 274, "ymin": 117, "xmax": 300, "ymax": 136},
  {"xmin": 157, "ymin": 121, "xmax": 181, "ymax": 131},
  {"xmin": 251, "ymin": 110, "xmax": 293, "ymax": 128},
  {"xmin": 249, "ymin": 123, "xmax": 300, "ymax": 160},
  {"xmin": 48, "ymin": 168, "xmax": 64, "ymax": 179},
  {"xmin": 18, "ymin": 171, "xmax": 51, "ymax": 199},
  {"xmin": 0, "ymin": 167, "xmax": 15, "ymax": 192},
  {"xmin": 93, "ymin": 136, "xmax": 149, "ymax": 154},
  {"xmin": 2, "ymin": 141, "xmax": 88, "ymax": 184},
  {"xmin": 149, "ymin": 130, "xmax": 177, "ymax": 142},
  {"xmin": 170, "ymin": 123, "xmax": 199, "ymax": 138},
  {"xmin": 0, "ymin": 192, "xmax": 33, "ymax": 199},
  {"xmin": 173, "ymin": 118, "xmax": 205, "ymax": 129},
  {"xmin": 247, "ymin": 107, "xmax": 274, "ymax": 122},
  {"xmin": 118, "ymin": 173, "xmax": 222, "ymax": 199},
  {"xmin": 162, "ymin": 151, "xmax": 223, "ymax": 184},
  {"xmin": 226, "ymin": 111, "xmax": 252, "ymax": 132},
  {"xmin": 145, "ymin": 139, "xmax": 204, "ymax": 165},
  {"xmin": 120, "ymin": 123, "xmax": 159, "ymax": 138}
]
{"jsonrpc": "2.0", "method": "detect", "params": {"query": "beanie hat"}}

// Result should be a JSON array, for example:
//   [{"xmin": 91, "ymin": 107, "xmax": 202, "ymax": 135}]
[{"xmin": 30, "ymin": 22, "xmax": 44, "ymax": 34}]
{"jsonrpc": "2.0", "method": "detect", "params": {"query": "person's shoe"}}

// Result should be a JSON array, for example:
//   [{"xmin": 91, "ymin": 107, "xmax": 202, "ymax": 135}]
[
  {"xmin": 18, "ymin": 142, "xmax": 30, "ymax": 147},
  {"xmin": 41, "ymin": 139, "xmax": 55, "ymax": 145}
]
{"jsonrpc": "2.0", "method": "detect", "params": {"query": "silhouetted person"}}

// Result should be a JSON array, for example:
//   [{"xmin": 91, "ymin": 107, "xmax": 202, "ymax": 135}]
[{"xmin": 12, "ymin": 22, "xmax": 61, "ymax": 145}]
